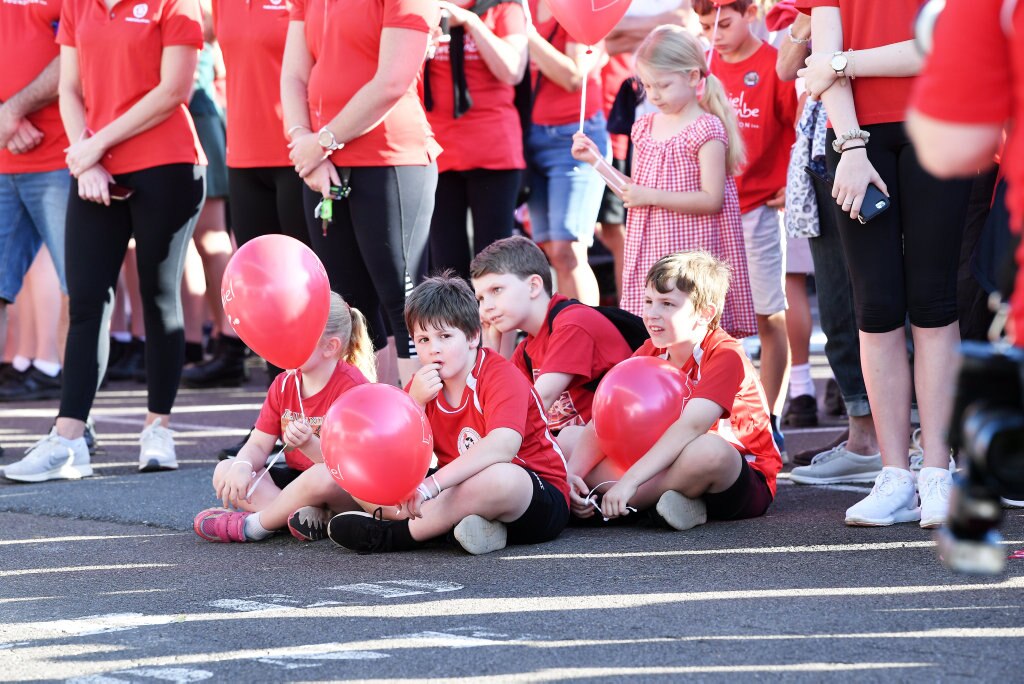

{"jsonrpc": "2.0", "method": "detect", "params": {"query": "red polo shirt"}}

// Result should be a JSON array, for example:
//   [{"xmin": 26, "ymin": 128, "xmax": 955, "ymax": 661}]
[
  {"xmin": 56, "ymin": 0, "xmax": 206, "ymax": 175},
  {"xmin": 0, "ymin": 0, "xmax": 68, "ymax": 173},
  {"xmin": 213, "ymin": 0, "xmax": 293, "ymax": 168},
  {"xmin": 291, "ymin": 0, "xmax": 442, "ymax": 167}
]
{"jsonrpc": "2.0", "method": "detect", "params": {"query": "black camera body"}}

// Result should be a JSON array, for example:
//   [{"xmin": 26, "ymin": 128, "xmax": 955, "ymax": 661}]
[{"xmin": 939, "ymin": 341, "xmax": 1024, "ymax": 573}]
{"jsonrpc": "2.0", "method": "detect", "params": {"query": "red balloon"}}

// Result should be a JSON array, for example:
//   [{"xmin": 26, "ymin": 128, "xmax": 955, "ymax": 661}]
[
  {"xmin": 221, "ymin": 235, "xmax": 331, "ymax": 370},
  {"xmin": 592, "ymin": 356, "xmax": 685, "ymax": 471},
  {"xmin": 321, "ymin": 384, "xmax": 434, "ymax": 505},
  {"xmin": 544, "ymin": 0, "xmax": 632, "ymax": 47}
]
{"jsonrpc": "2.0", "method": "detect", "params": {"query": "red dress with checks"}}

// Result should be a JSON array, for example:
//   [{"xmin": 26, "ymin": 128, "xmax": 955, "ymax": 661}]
[{"xmin": 621, "ymin": 113, "xmax": 757, "ymax": 338}]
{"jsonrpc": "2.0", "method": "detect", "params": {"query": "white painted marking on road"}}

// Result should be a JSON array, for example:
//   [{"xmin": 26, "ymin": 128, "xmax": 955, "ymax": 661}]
[
  {"xmin": 327, "ymin": 580, "xmax": 465, "ymax": 598},
  {"xmin": 0, "ymin": 534, "xmax": 182, "ymax": 546},
  {"xmin": 0, "ymin": 563, "xmax": 173, "ymax": 578},
  {"xmin": 385, "ymin": 631, "xmax": 506, "ymax": 648},
  {"xmin": 875, "ymin": 605, "xmax": 1021, "ymax": 613},
  {"xmin": 257, "ymin": 649, "xmax": 387, "ymax": 669},
  {"xmin": 0, "ymin": 596, "xmax": 57, "ymax": 604},
  {"xmin": 385, "ymin": 580, "xmax": 464, "ymax": 593},
  {"xmin": 0, "ymin": 404, "xmax": 263, "ymax": 419},
  {"xmin": 208, "ymin": 599, "xmax": 292, "ymax": 612},
  {"xmin": 114, "ymin": 667, "xmax": 213, "ymax": 682},
  {"xmin": 0, "ymin": 612, "xmax": 180, "ymax": 644},
  {"xmin": 66, "ymin": 676, "xmax": 129, "ymax": 684}
]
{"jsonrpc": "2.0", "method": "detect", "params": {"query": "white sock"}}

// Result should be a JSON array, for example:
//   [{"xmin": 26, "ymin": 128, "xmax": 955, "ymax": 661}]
[
  {"xmin": 111, "ymin": 331, "xmax": 132, "ymax": 343},
  {"xmin": 789, "ymin": 363, "xmax": 815, "ymax": 398},
  {"xmin": 243, "ymin": 512, "xmax": 273, "ymax": 541},
  {"xmin": 12, "ymin": 355, "xmax": 31, "ymax": 372},
  {"xmin": 33, "ymin": 359, "xmax": 60, "ymax": 377}
]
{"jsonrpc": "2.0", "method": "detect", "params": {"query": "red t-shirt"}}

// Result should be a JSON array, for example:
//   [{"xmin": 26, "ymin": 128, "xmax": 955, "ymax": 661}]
[
  {"xmin": 425, "ymin": 2, "xmax": 526, "ymax": 172},
  {"xmin": 56, "ymin": 0, "xmax": 207, "ymax": 175},
  {"xmin": 795, "ymin": 0, "xmax": 918, "ymax": 127},
  {"xmin": 418, "ymin": 347, "xmax": 570, "ymax": 504},
  {"xmin": 512, "ymin": 294, "xmax": 633, "ymax": 431},
  {"xmin": 255, "ymin": 362, "xmax": 369, "ymax": 471},
  {"xmin": 712, "ymin": 42, "xmax": 797, "ymax": 213},
  {"xmin": 0, "ymin": 0, "xmax": 68, "ymax": 174},
  {"xmin": 633, "ymin": 328, "xmax": 782, "ymax": 495},
  {"xmin": 528, "ymin": 0, "xmax": 603, "ymax": 127},
  {"xmin": 291, "ymin": 0, "xmax": 442, "ymax": 167},
  {"xmin": 601, "ymin": 53, "xmax": 633, "ymax": 160},
  {"xmin": 212, "ymin": 0, "xmax": 292, "ymax": 168}
]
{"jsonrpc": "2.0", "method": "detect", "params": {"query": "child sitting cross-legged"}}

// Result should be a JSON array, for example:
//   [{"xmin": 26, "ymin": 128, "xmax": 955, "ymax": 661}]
[
  {"xmin": 193, "ymin": 292, "xmax": 376, "ymax": 543},
  {"xmin": 567, "ymin": 251, "xmax": 782, "ymax": 529},
  {"xmin": 326, "ymin": 273, "xmax": 570, "ymax": 555}
]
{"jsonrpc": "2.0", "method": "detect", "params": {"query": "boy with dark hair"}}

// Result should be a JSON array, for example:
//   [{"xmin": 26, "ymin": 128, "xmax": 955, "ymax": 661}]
[
  {"xmin": 695, "ymin": 0, "xmax": 799, "ymax": 453},
  {"xmin": 327, "ymin": 272, "xmax": 570, "ymax": 555},
  {"xmin": 568, "ymin": 251, "xmax": 782, "ymax": 529},
  {"xmin": 470, "ymin": 236, "xmax": 633, "ymax": 439}
]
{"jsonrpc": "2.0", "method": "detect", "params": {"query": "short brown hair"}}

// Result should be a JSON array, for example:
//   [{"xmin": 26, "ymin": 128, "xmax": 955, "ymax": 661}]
[
  {"xmin": 405, "ymin": 271, "xmax": 481, "ymax": 340},
  {"xmin": 692, "ymin": 0, "xmax": 755, "ymax": 17},
  {"xmin": 646, "ymin": 251, "xmax": 731, "ymax": 329},
  {"xmin": 469, "ymin": 235, "xmax": 553, "ymax": 296}
]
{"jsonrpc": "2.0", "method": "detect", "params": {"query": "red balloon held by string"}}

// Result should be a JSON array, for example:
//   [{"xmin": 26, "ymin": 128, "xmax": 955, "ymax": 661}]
[{"xmin": 544, "ymin": 0, "xmax": 632, "ymax": 47}]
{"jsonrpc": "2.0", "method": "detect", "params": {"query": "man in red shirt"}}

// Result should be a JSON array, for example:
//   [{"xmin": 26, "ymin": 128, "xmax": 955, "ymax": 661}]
[
  {"xmin": 0, "ymin": 0, "xmax": 71, "ymax": 403},
  {"xmin": 328, "ymin": 274, "xmax": 570, "ymax": 555},
  {"xmin": 568, "ymin": 250, "xmax": 781, "ymax": 530},
  {"xmin": 695, "ymin": 0, "xmax": 799, "ymax": 451}
]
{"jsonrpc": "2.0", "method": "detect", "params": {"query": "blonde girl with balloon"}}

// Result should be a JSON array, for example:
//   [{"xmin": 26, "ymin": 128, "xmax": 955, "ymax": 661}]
[
  {"xmin": 193, "ymin": 292, "xmax": 377, "ymax": 543},
  {"xmin": 571, "ymin": 24, "xmax": 757, "ymax": 340}
]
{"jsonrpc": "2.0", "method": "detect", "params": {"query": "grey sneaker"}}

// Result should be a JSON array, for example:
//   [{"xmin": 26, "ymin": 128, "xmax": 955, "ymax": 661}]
[
  {"xmin": 789, "ymin": 442, "xmax": 882, "ymax": 484},
  {"xmin": 908, "ymin": 428, "xmax": 956, "ymax": 473},
  {"xmin": 2, "ymin": 428, "xmax": 92, "ymax": 482},
  {"xmin": 654, "ymin": 490, "xmax": 707, "ymax": 530},
  {"xmin": 139, "ymin": 423, "xmax": 177, "ymax": 472},
  {"xmin": 453, "ymin": 515, "xmax": 507, "ymax": 555}
]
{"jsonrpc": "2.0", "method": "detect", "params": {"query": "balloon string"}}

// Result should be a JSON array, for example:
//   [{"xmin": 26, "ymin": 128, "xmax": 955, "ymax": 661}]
[
  {"xmin": 706, "ymin": 5, "xmax": 721, "ymax": 74},
  {"xmin": 585, "ymin": 480, "xmax": 638, "ymax": 521},
  {"xmin": 579, "ymin": 47, "xmax": 592, "ymax": 133},
  {"xmin": 244, "ymin": 369, "xmax": 303, "ymax": 500}
]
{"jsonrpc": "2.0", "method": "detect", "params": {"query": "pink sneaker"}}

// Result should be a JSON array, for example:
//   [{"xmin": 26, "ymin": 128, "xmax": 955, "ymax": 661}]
[{"xmin": 194, "ymin": 508, "xmax": 250, "ymax": 542}]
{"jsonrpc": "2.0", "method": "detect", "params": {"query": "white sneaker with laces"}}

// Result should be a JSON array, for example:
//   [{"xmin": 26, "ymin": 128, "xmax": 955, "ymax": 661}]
[
  {"xmin": 918, "ymin": 467, "xmax": 953, "ymax": 529},
  {"xmin": 789, "ymin": 442, "xmax": 882, "ymax": 485},
  {"xmin": 2, "ymin": 428, "xmax": 92, "ymax": 482},
  {"xmin": 655, "ymin": 490, "xmax": 707, "ymax": 530},
  {"xmin": 139, "ymin": 423, "xmax": 177, "ymax": 472},
  {"xmin": 845, "ymin": 467, "xmax": 920, "ymax": 526}
]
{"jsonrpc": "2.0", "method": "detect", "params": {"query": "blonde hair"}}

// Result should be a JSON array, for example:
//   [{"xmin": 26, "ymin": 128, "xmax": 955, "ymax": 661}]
[
  {"xmin": 324, "ymin": 291, "xmax": 377, "ymax": 381},
  {"xmin": 646, "ymin": 250, "xmax": 732, "ymax": 330},
  {"xmin": 635, "ymin": 25, "xmax": 746, "ymax": 174}
]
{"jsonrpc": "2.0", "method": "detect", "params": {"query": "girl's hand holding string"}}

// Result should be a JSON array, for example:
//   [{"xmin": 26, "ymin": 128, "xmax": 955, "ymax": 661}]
[
  {"xmin": 620, "ymin": 182, "xmax": 656, "ymax": 209},
  {"xmin": 216, "ymin": 460, "xmax": 255, "ymax": 509},
  {"xmin": 568, "ymin": 474, "xmax": 595, "ymax": 518},
  {"xmin": 570, "ymin": 132, "xmax": 601, "ymax": 165},
  {"xmin": 601, "ymin": 478, "xmax": 638, "ymax": 519},
  {"xmin": 283, "ymin": 419, "xmax": 313, "ymax": 451}
]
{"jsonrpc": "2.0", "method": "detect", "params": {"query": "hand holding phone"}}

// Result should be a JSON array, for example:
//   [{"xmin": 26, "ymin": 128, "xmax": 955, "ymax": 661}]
[
  {"xmin": 803, "ymin": 165, "xmax": 890, "ymax": 224},
  {"xmin": 109, "ymin": 183, "xmax": 134, "ymax": 201}
]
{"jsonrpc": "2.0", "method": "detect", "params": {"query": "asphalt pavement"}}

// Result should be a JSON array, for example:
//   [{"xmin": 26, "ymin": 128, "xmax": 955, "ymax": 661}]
[{"xmin": 1, "ymin": 366, "xmax": 1022, "ymax": 683}]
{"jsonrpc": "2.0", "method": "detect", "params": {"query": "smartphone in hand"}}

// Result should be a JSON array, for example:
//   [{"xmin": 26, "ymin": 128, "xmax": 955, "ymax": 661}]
[
  {"xmin": 109, "ymin": 183, "xmax": 134, "ymax": 201},
  {"xmin": 803, "ymin": 165, "xmax": 890, "ymax": 224}
]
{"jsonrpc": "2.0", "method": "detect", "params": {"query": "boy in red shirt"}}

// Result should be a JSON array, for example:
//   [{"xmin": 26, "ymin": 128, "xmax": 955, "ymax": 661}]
[
  {"xmin": 568, "ymin": 251, "xmax": 782, "ymax": 529},
  {"xmin": 695, "ymin": 0, "xmax": 799, "ymax": 449},
  {"xmin": 469, "ymin": 236, "xmax": 633, "ymax": 440},
  {"xmin": 328, "ymin": 274, "xmax": 570, "ymax": 555}
]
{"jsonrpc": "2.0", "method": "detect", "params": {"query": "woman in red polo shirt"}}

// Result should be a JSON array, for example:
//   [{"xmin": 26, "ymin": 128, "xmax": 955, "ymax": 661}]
[
  {"xmin": 423, "ymin": 0, "xmax": 528, "ymax": 280},
  {"xmin": 281, "ymin": 0, "xmax": 440, "ymax": 383},
  {"xmin": 795, "ymin": 0, "xmax": 972, "ymax": 529},
  {"xmin": 5, "ymin": 0, "xmax": 207, "ymax": 481}
]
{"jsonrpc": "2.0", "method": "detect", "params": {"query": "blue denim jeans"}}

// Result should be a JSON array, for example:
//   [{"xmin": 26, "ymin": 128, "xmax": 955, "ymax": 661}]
[
  {"xmin": 809, "ymin": 179, "xmax": 870, "ymax": 417},
  {"xmin": 525, "ymin": 112, "xmax": 608, "ymax": 246},
  {"xmin": 0, "ymin": 168, "xmax": 70, "ymax": 301}
]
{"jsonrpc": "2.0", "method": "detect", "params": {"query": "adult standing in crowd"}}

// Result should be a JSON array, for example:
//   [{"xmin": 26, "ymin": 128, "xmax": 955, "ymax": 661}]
[
  {"xmin": 524, "ymin": 0, "xmax": 609, "ymax": 305},
  {"xmin": 281, "ymin": 0, "xmax": 440, "ymax": 384},
  {"xmin": 0, "ymin": 0, "xmax": 70, "ymax": 402},
  {"xmin": 795, "ymin": 0, "xmax": 972, "ymax": 528},
  {"xmin": 423, "ymin": 0, "xmax": 528, "ymax": 281},
  {"xmin": 4, "ymin": 0, "xmax": 207, "ymax": 482}
]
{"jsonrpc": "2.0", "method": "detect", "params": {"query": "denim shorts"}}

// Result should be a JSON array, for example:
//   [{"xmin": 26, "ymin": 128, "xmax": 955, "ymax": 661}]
[
  {"xmin": 0, "ymin": 169, "xmax": 70, "ymax": 302},
  {"xmin": 525, "ymin": 112, "xmax": 609, "ymax": 246}
]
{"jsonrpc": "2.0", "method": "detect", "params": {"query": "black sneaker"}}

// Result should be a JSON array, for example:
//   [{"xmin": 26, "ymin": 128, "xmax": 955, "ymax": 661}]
[
  {"xmin": 106, "ymin": 338, "xmax": 145, "ymax": 382},
  {"xmin": 0, "ymin": 367, "xmax": 62, "ymax": 402},
  {"xmin": 218, "ymin": 427, "xmax": 254, "ymax": 460},
  {"xmin": 824, "ymin": 378, "xmax": 846, "ymax": 417},
  {"xmin": 181, "ymin": 335, "xmax": 249, "ymax": 389},
  {"xmin": 327, "ymin": 509, "xmax": 418, "ymax": 553},
  {"xmin": 782, "ymin": 394, "xmax": 819, "ymax": 428},
  {"xmin": 287, "ymin": 506, "xmax": 332, "ymax": 541}
]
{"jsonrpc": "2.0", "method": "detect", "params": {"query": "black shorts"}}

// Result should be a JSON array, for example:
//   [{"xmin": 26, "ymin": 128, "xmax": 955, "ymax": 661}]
[
  {"xmin": 505, "ymin": 468, "xmax": 570, "ymax": 545},
  {"xmin": 268, "ymin": 464, "xmax": 304, "ymax": 490},
  {"xmin": 596, "ymin": 157, "xmax": 628, "ymax": 225},
  {"xmin": 704, "ymin": 456, "xmax": 773, "ymax": 521}
]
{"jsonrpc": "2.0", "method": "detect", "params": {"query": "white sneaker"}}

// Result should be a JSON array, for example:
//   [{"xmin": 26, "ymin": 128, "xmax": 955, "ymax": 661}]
[
  {"xmin": 1002, "ymin": 498, "xmax": 1024, "ymax": 508},
  {"xmin": 908, "ymin": 428, "xmax": 956, "ymax": 473},
  {"xmin": 790, "ymin": 442, "xmax": 882, "ymax": 485},
  {"xmin": 453, "ymin": 515, "xmax": 507, "ymax": 555},
  {"xmin": 845, "ymin": 467, "xmax": 920, "ymax": 526},
  {"xmin": 139, "ymin": 423, "xmax": 177, "ymax": 472},
  {"xmin": 918, "ymin": 467, "xmax": 953, "ymax": 529},
  {"xmin": 654, "ymin": 490, "xmax": 707, "ymax": 530},
  {"xmin": 2, "ymin": 428, "xmax": 92, "ymax": 482}
]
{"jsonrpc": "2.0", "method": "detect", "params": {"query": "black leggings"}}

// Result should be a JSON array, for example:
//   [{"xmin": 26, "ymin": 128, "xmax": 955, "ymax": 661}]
[
  {"xmin": 227, "ymin": 165, "xmax": 309, "ymax": 248},
  {"xmin": 62, "ymin": 164, "xmax": 205, "ymax": 420},
  {"xmin": 428, "ymin": 168, "xmax": 521, "ymax": 279},
  {"xmin": 826, "ymin": 122, "xmax": 971, "ymax": 333},
  {"xmin": 303, "ymin": 163, "xmax": 436, "ymax": 358}
]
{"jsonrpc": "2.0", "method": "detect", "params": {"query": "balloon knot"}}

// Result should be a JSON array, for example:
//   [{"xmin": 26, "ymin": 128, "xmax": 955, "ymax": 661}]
[{"xmin": 586, "ymin": 47, "xmax": 593, "ymax": 55}]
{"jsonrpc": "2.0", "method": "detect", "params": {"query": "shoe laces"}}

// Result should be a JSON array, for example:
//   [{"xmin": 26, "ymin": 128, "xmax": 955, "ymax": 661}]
[
  {"xmin": 871, "ymin": 469, "xmax": 909, "ymax": 498},
  {"xmin": 141, "ymin": 424, "xmax": 173, "ymax": 448},
  {"xmin": 919, "ymin": 471, "xmax": 951, "ymax": 501},
  {"xmin": 296, "ymin": 507, "xmax": 327, "ymax": 529},
  {"xmin": 365, "ymin": 507, "xmax": 390, "ymax": 552},
  {"xmin": 809, "ymin": 443, "xmax": 847, "ymax": 466},
  {"xmin": 909, "ymin": 428, "xmax": 924, "ymax": 470}
]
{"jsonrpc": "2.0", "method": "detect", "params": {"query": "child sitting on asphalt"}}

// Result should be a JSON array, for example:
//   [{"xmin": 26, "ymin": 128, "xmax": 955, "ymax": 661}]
[
  {"xmin": 567, "ymin": 251, "xmax": 782, "ymax": 529},
  {"xmin": 192, "ymin": 292, "xmax": 377, "ymax": 543},
  {"xmin": 326, "ymin": 273, "xmax": 570, "ymax": 555},
  {"xmin": 470, "ymin": 236, "xmax": 633, "ymax": 443}
]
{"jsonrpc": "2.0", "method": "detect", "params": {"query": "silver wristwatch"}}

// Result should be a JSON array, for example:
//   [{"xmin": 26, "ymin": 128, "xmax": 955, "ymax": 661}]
[{"xmin": 317, "ymin": 126, "xmax": 343, "ymax": 152}]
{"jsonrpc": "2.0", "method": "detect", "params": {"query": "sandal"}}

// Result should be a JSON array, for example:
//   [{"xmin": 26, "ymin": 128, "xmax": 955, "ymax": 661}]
[{"xmin": 194, "ymin": 508, "xmax": 250, "ymax": 542}]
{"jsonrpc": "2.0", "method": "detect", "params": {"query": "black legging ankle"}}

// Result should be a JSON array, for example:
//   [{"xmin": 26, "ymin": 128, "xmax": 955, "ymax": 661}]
[{"xmin": 61, "ymin": 164, "xmax": 205, "ymax": 420}]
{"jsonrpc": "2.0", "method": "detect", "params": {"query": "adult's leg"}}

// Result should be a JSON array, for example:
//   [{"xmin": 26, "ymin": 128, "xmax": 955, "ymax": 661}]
[
  {"xmin": 466, "ymin": 169, "xmax": 521, "ymax": 260},
  {"xmin": 0, "ymin": 173, "xmax": 42, "ymax": 352},
  {"xmin": 428, "ymin": 170, "xmax": 472, "ymax": 278}
]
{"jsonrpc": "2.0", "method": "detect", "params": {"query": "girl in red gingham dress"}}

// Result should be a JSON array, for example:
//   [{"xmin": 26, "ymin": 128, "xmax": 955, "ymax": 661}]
[{"xmin": 572, "ymin": 26, "xmax": 756, "ymax": 338}]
